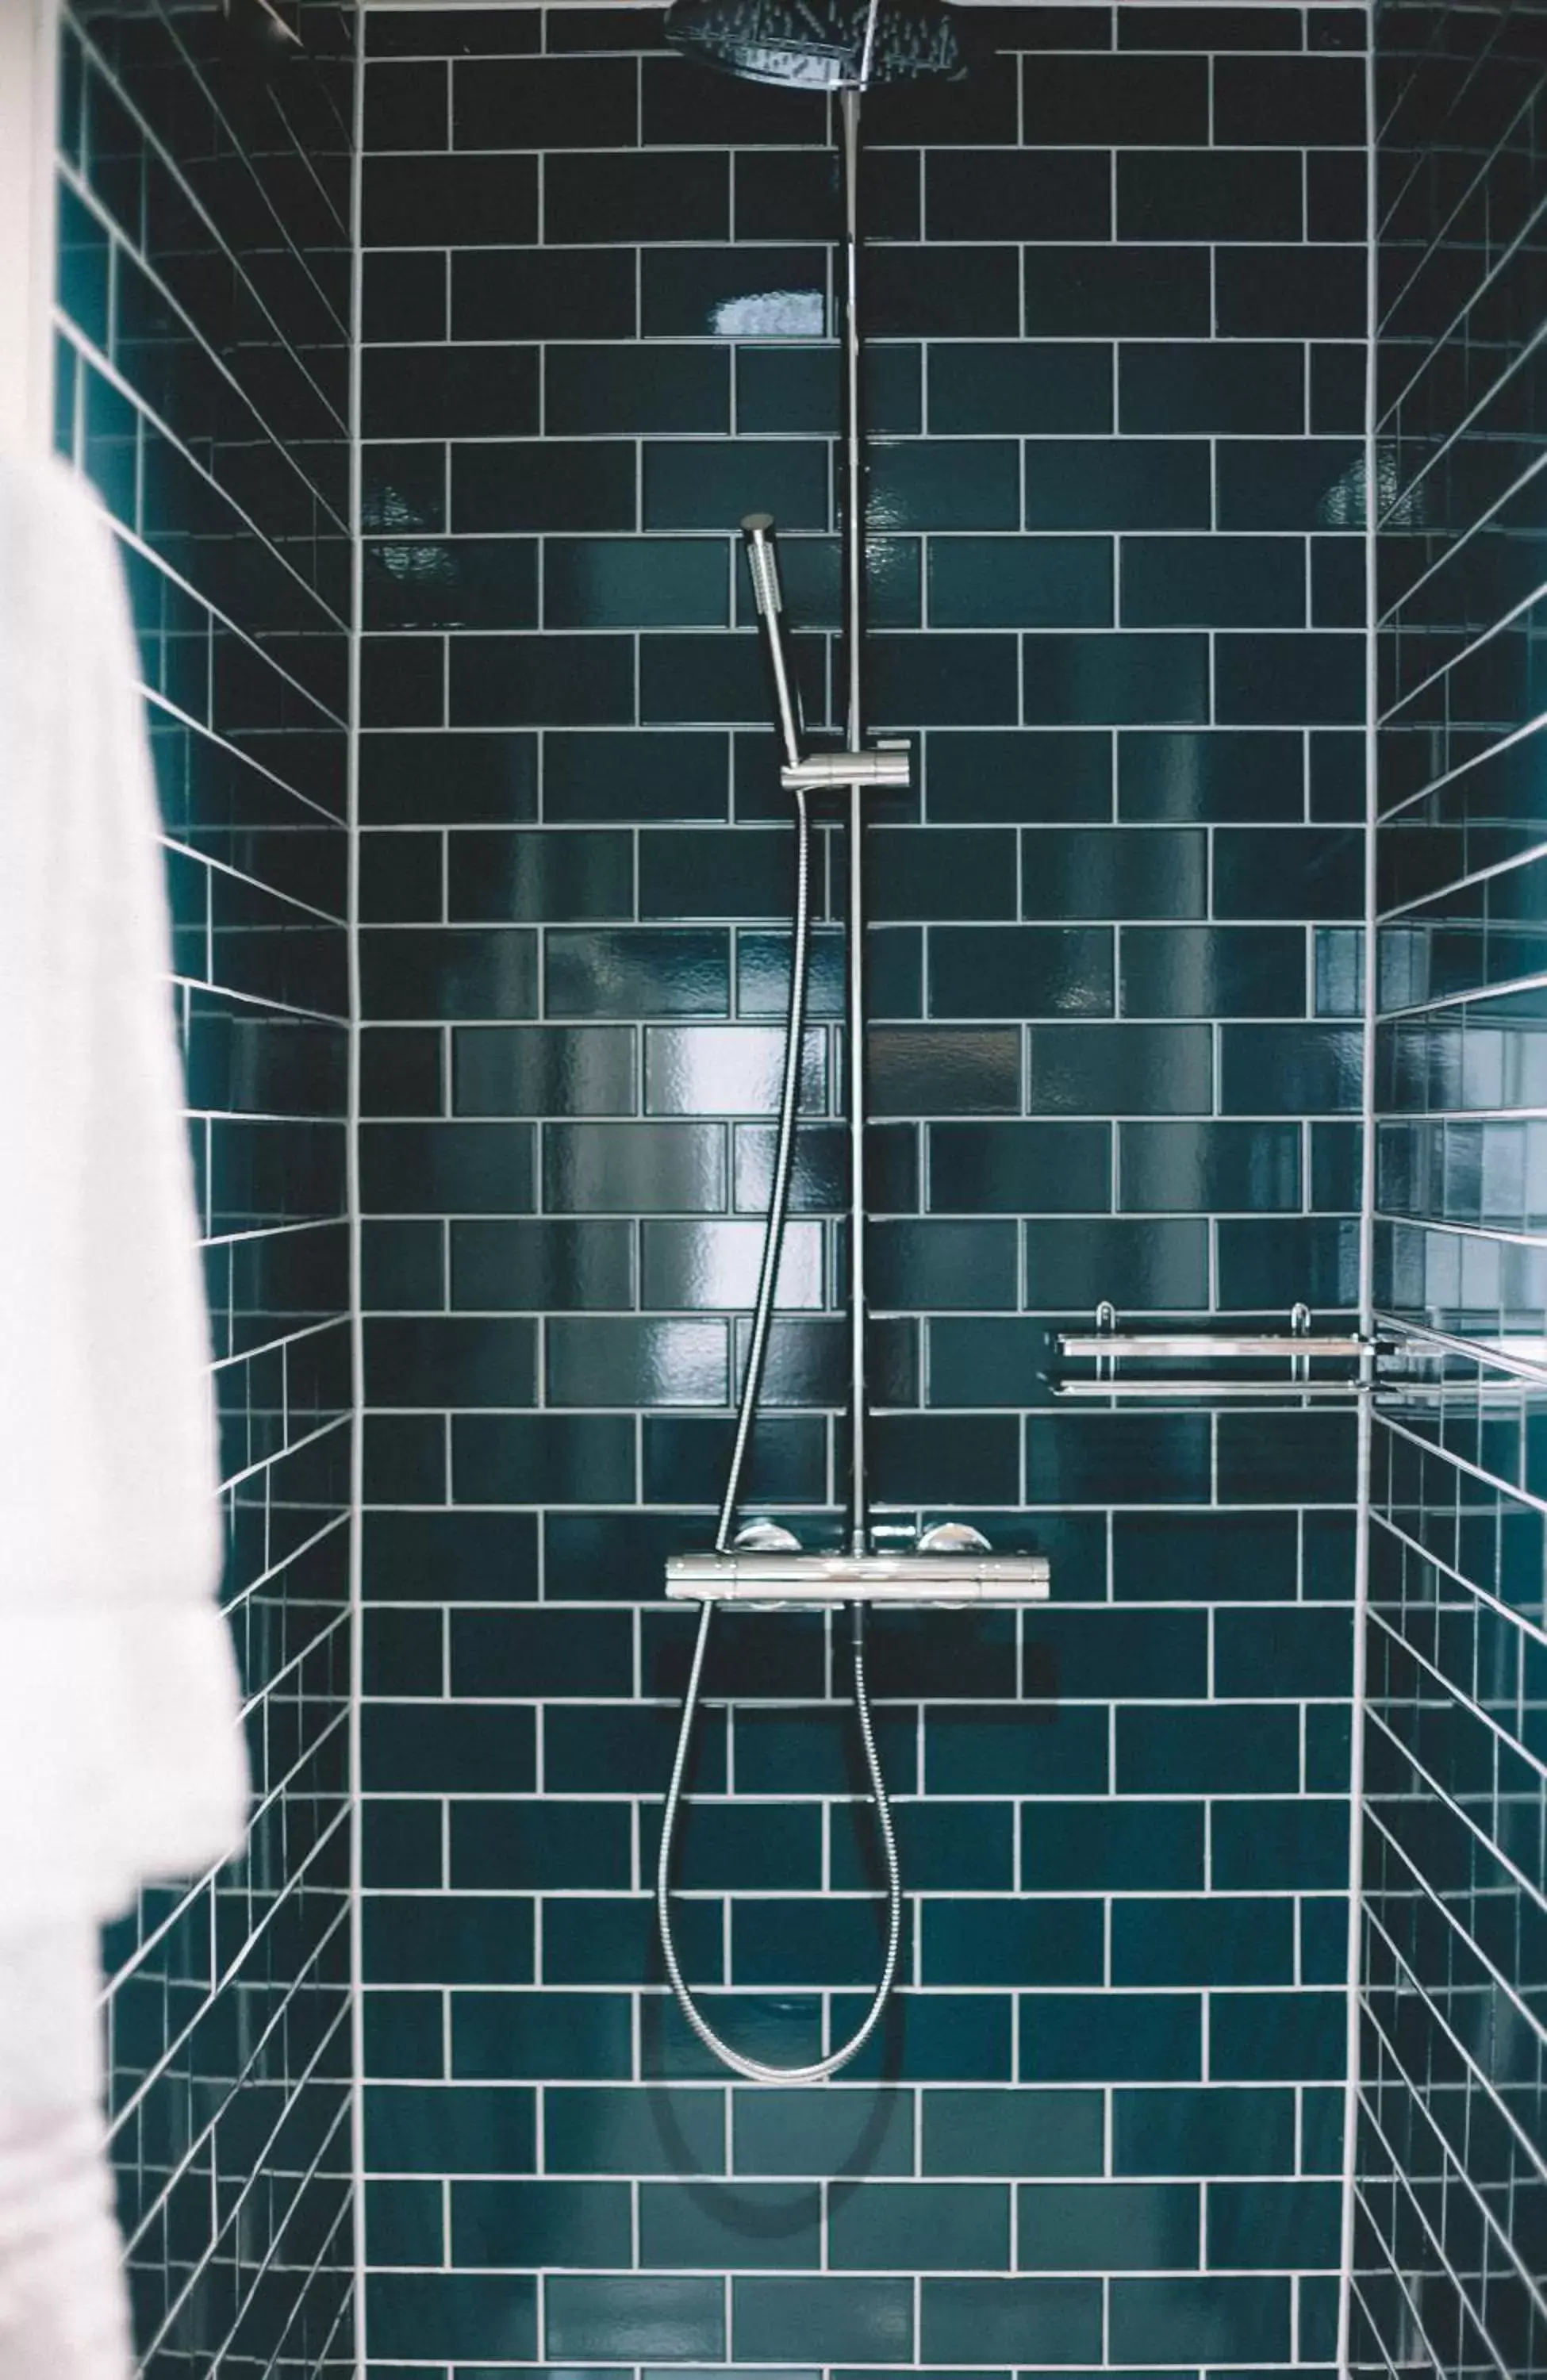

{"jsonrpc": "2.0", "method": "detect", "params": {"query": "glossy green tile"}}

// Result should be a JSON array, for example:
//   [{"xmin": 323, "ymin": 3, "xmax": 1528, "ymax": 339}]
[
  {"xmin": 1209, "ymin": 828, "xmax": 1352, "ymax": 919},
  {"xmin": 1216, "ymin": 1410, "xmax": 1358, "ymax": 1503},
  {"xmin": 454, "ymin": 440, "xmax": 637, "ymax": 532},
  {"xmin": 544, "ymin": 537, "xmax": 728, "ymax": 629},
  {"xmin": 362, "ymin": 344, "xmax": 538, "ymax": 440},
  {"xmin": 1021, "ymin": 53, "xmax": 1209, "ymax": 142},
  {"xmin": 1219, "ymin": 1023, "xmax": 1362, "ymax": 1113},
  {"xmin": 364, "ymin": 1987, "xmax": 445, "ymax": 2082},
  {"xmin": 1122, "ymin": 342, "xmax": 1304, "ymax": 434},
  {"xmin": 1023, "ymin": 633, "xmax": 1210, "ymax": 727},
  {"xmin": 1025, "ymin": 248, "xmax": 1211, "ymax": 336},
  {"xmin": 1026, "ymin": 440, "xmax": 1212, "ymax": 532},
  {"xmin": 919, "ymin": 2277, "xmax": 1103, "ymax": 2366},
  {"xmin": 925, "ymin": 1706, "xmax": 1111, "ymax": 1797},
  {"xmin": 929, "ymin": 1121, "xmax": 1111, "ymax": 1213},
  {"xmin": 828, "ymin": 2182, "xmax": 1011, "ymax": 2271},
  {"xmin": 871, "ymin": 1414, "xmax": 1021, "ymax": 1506},
  {"xmin": 364, "ymin": 1798, "xmax": 443, "ymax": 1889},
  {"xmin": 732, "ymin": 2085, "xmax": 912, "ymax": 2178},
  {"xmin": 1123, "ymin": 534, "xmax": 1304, "ymax": 628},
  {"xmin": 545, "ymin": 152, "xmax": 727, "ymax": 244},
  {"xmin": 1217, "ymin": 631, "xmax": 1365, "ymax": 726},
  {"xmin": 1019, "ymin": 1993, "xmax": 1203, "ymax": 2083},
  {"xmin": 921, "ymin": 1898, "xmax": 1104, "ymax": 1985},
  {"xmin": 1215, "ymin": 1605, "xmax": 1353, "ymax": 1699},
  {"xmin": 1217, "ymin": 53, "xmax": 1365, "ymax": 141},
  {"xmin": 546, "ymin": 2276, "xmax": 724, "ymax": 2363},
  {"xmin": 1117, "ymin": 1705, "xmax": 1302, "ymax": 1794},
  {"xmin": 1023, "ymin": 826, "xmax": 1207, "ymax": 919},
  {"xmin": 1215, "ymin": 1214, "xmax": 1361, "ymax": 1305},
  {"xmin": 450, "ymin": 1802, "xmax": 630, "ymax": 1891},
  {"xmin": 1023, "ymin": 1215, "xmax": 1208, "ymax": 1310},
  {"xmin": 867, "ymin": 244, "xmax": 1021, "ymax": 337},
  {"xmin": 869, "ymin": 440, "xmax": 1019, "ymax": 532},
  {"xmin": 1119, "ymin": 926, "xmax": 1306, "ymax": 1018},
  {"xmin": 643, "ymin": 245, "xmax": 826, "ymax": 339},
  {"xmin": 640, "ymin": 2182, "xmax": 823, "ymax": 2272},
  {"xmin": 928, "ymin": 344, "xmax": 1113, "ymax": 435},
  {"xmin": 1021, "ymin": 1798, "xmax": 1205, "ymax": 1891},
  {"xmin": 1027, "ymin": 1023, "xmax": 1213, "ymax": 1115},
  {"xmin": 1113, "ymin": 2086, "xmax": 1296, "ymax": 2178},
  {"xmin": 1216, "ymin": 438, "xmax": 1365, "ymax": 532},
  {"xmin": 453, "ymin": 2179, "xmax": 632, "ymax": 2270},
  {"xmin": 1119, "ymin": 149, "xmax": 1303, "ymax": 241},
  {"xmin": 930, "ymin": 926, "xmax": 1113, "ymax": 1018},
  {"xmin": 363, "ymin": 153, "xmax": 537, "ymax": 248},
  {"xmin": 1111, "ymin": 1895, "xmax": 1296, "ymax": 1987},
  {"xmin": 928, "ymin": 149, "xmax": 1110, "ymax": 241},
  {"xmin": 1108, "ymin": 2274, "xmax": 1291, "ymax": 2363},
  {"xmin": 365, "ymin": 1315, "xmax": 535, "ymax": 1407},
  {"xmin": 644, "ymin": 439, "xmax": 829, "ymax": 531},
  {"xmin": 367, "ymin": 2272, "xmax": 537, "ymax": 2361},
  {"xmin": 546, "ymin": 344, "xmax": 729, "ymax": 434},
  {"xmin": 451, "ymin": 633, "xmax": 634, "ymax": 727},
  {"xmin": 455, "ymin": 53, "xmax": 638, "ymax": 147},
  {"xmin": 1218, "ymin": 247, "xmax": 1365, "ymax": 338},
  {"xmin": 928, "ymin": 536, "xmax": 1112, "ymax": 629},
  {"xmin": 921, "ymin": 2090, "xmax": 1104, "ymax": 2179},
  {"xmin": 362, "ymin": 728, "xmax": 537, "ymax": 823},
  {"xmin": 1208, "ymin": 2180, "xmax": 1342, "ymax": 2271},
  {"xmin": 733, "ymin": 2278, "xmax": 913, "ymax": 2365},
  {"xmin": 1117, "ymin": 728, "xmax": 1304, "ymax": 822},
  {"xmin": 453, "ymin": 1414, "xmax": 636, "ymax": 1504},
  {"xmin": 1018, "ymin": 2181, "xmax": 1200, "ymax": 2271},
  {"xmin": 361, "ymin": 1120, "xmax": 534, "ymax": 1214},
  {"xmin": 367, "ymin": 2077, "xmax": 536, "ymax": 2175},
  {"xmin": 454, "ymin": 247, "xmax": 638, "ymax": 341},
  {"xmin": 1210, "ymin": 1990, "xmax": 1347, "ymax": 2082},
  {"xmin": 452, "ymin": 1991, "xmax": 633, "ymax": 2082},
  {"xmin": 1119, "ymin": 1120, "xmax": 1302, "ymax": 1211}
]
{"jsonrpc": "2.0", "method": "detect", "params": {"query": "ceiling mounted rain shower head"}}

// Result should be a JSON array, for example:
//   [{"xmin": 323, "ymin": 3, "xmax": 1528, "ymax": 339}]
[{"xmin": 664, "ymin": 0, "xmax": 973, "ymax": 90}]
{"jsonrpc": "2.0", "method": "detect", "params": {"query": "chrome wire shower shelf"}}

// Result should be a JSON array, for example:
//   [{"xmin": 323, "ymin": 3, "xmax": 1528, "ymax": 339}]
[
  {"xmin": 1048, "ymin": 1303, "xmax": 1368, "ymax": 1399},
  {"xmin": 666, "ymin": 1548, "xmax": 1051, "ymax": 1606}
]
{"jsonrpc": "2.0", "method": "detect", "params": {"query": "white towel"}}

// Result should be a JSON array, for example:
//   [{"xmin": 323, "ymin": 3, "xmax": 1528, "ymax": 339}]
[
  {"xmin": 0, "ymin": 456, "xmax": 248, "ymax": 1929},
  {"xmin": 0, "ymin": 1925, "xmax": 133, "ymax": 2378}
]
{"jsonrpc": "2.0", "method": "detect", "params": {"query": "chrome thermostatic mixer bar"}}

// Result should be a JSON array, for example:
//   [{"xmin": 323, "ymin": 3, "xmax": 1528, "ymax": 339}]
[{"xmin": 666, "ymin": 1539, "xmax": 1053, "ymax": 1608}]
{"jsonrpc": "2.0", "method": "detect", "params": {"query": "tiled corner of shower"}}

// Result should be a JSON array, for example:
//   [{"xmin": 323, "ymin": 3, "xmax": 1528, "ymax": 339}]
[
  {"xmin": 1349, "ymin": 6, "xmax": 1547, "ymax": 2375},
  {"xmin": 53, "ymin": 1, "xmax": 357, "ymax": 2367},
  {"xmin": 355, "ymin": 5, "xmax": 1366, "ymax": 2371}
]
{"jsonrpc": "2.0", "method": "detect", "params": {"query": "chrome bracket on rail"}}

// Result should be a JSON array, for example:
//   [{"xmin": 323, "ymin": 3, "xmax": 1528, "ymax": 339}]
[{"xmin": 781, "ymin": 740, "xmax": 911, "ymax": 795}]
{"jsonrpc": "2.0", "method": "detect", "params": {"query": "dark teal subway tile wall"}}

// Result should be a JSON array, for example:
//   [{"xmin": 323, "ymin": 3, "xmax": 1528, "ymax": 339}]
[
  {"xmin": 1353, "ymin": 5, "xmax": 1547, "ymax": 2378},
  {"xmin": 359, "ymin": 4, "xmax": 1365, "ymax": 2372},
  {"xmin": 55, "ymin": 1, "xmax": 355, "ymax": 2368}
]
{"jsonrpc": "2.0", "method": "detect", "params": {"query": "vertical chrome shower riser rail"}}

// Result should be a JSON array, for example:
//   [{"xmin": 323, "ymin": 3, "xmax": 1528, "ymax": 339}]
[{"xmin": 841, "ymin": 83, "xmax": 869, "ymax": 1555}]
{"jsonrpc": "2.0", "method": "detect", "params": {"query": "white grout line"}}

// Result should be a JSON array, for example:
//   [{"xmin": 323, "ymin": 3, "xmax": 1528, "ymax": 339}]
[
  {"xmin": 1337, "ymin": 13, "xmax": 1376, "ymax": 2368},
  {"xmin": 347, "ymin": 4, "xmax": 369, "ymax": 2372}
]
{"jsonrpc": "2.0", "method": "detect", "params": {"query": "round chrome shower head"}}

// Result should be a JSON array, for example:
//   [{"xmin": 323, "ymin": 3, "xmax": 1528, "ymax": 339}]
[{"xmin": 664, "ymin": 0, "xmax": 972, "ymax": 90}]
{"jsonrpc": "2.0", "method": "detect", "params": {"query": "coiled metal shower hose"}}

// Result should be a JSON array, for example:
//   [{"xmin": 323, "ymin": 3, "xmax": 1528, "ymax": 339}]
[{"xmin": 654, "ymin": 786, "xmax": 903, "ymax": 2083}]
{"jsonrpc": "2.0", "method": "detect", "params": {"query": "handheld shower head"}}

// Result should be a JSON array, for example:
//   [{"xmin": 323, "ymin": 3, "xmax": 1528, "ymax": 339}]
[{"xmin": 741, "ymin": 515, "xmax": 804, "ymax": 771}]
